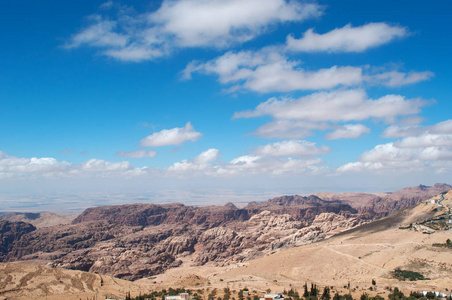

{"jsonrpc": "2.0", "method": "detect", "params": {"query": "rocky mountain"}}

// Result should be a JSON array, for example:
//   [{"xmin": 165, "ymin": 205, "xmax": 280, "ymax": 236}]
[
  {"xmin": 0, "ymin": 220, "xmax": 36, "ymax": 260},
  {"xmin": 0, "ymin": 184, "xmax": 450, "ymax": 281}
]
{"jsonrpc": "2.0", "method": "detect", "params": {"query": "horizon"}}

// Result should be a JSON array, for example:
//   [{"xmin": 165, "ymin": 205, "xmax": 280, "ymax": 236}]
[
  {"xmin": 1, "ymin": 0, "xmax": 452, "ymax": 212},
  {"xmin": 0, "ymin": 182, "xmax": 449, "ymax": 215}
]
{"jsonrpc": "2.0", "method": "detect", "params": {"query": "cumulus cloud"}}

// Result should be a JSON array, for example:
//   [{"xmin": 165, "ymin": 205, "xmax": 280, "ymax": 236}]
[
  {"xmin": 115, "ymin": 149, "xmax": 157, "ymax": 158},
  {"xmin": 253, "ymin": 140, "xmax": 330, "ymax": 156},
  {"xmin": 166, "ymin": 148, "xmax": 220, "ymax": 174},
  {"xmin": 234, "ymin": 89, "xmax": 426, "ymax": 122},
  {"xmin": 184, "ymin": 50, "xmax": 362, "ymax": 92},
  {"xmin": 66, "ymin": 0, "xmax": 322, "ymax": 61},
  {"xmin": 226, "ymin": 155, "xmax": 324, "ymax": 175},
  {"xmin": 382, "ymin": 124, "xmax": 422, "ymax": 138},
  {"xmin": 166, "ymin": 145, "xmax": 328, "ymax": 176},
  {"xmin": 253, "ymin": 120, "xmax": 330, "ymax": 139},
  {"xmin": 140, "ymin": 122, "xmax": 202, "ymax": 147},
  {"xmin": 396, "ymin": 133, "xmax": 452, "ymax": 148},
  {"xmin": 151, "ymin": 0, "xmax": 322, "ymax": 47},
  {"xmin": 80, "ymin": 159, "xmax": 133, "ymax": 172},
  {"xmin": 431, "ymin": 120, "xmax": 452, "ymax": 134},
  {"xmin": 193, "ymin": 148, "xmax": 220, "ymax": 164},
  {"xmin": 338, "ymin": 120, "xmax": 452, "ymax": 174},
  {"xmin": 0, "ymin": 151, "xmax": 149, "ymax": 179},
  {"xmin": 382, "ymin": 119, "xmax": 452, "ymax": 138},
  {"xmin": 184, "ymin": 49, "xmax": 433, "ymax": 92},
  {"xmin": 286, "ymin": 23, "xmax": 407, "ymax": 52},
  {"xmin": 359, "ymin": 143, "xmax": 415, "ymax": 162},
  {"xmin": 325, "ymin": 124, "xmax": 370, "ymax": 140}
]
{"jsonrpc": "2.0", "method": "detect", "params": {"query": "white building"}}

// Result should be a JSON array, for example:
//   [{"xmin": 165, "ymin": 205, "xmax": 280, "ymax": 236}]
[{"xmin": 166, "ymin": 293, "xmax": 190, "ymax": 300}]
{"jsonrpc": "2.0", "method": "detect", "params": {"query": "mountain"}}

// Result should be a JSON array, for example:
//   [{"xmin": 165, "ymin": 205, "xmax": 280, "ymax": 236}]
[
  {"xmin": 0, "ymin": 184, "xmax": 450, "ymax": 281},
  {"xmin": 2, "ymin": 189, "xmax": 451, "ymax": 300}
]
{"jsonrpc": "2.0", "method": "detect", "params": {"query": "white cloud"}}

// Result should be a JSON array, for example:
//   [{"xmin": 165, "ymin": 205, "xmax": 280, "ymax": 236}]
[
  {"xmin": 166, "ymin": 145, "xmax": 327, "ymax": 176},
  {"xmin": 166, "ymin": 148, "xmax": 220, "ymax": 174},
  {"xmin": 234, "ymin": 89, "xmax": 426, "ymax": 122},
  {"xmin": 65, "ymin": 17, "xmax": 128, "ymax": 49},
  {"xmin": 66, "ymin": 0, "xmax": 322, "ymax": 61},
  {"xmin": 368, "ymin": 70, "xmax": 434, "ymax": 87},
  {"xmin": 0, "ymin": 151, "xmax": 149, "ymax": 179},
  {"xmin": 185, "ymin": 49, "xmax": 433, "ymax": 92},
  {"xmin": 360, "ymin": 134, "xmax": 452, "ymax": 163},
  {"xmin": 431, "ymin": 120, "xmax": 452, "ymax": 134},
  {"xmin": 227, "ymin": 155, "xmax": 324, "ymax": 175},
  {"xmin": 383, "ymin": 119, "xmax": 452, "ymax": 139},
  {"xmin": 115, "ymin": 149, "xmax": 157, "ymax": 158},
  {"xmin": 184, "ymin": 50, "xmax": 363, "ymax": 93},
  {"xmin": 337, "ymin": 161, "xmax": 385, "ymax": 173},
  {"xmin": 253, "ymin": 140, "xmax": 330, "ymax": 156},
  {"xmin": 253, "ymin": 120, "xmax": 330, "ymax": 139},
  {"xmin": 382, "ymin": 124, "xmax": 422, "ymax": 138},
  {"xmin": 140, "ymin": 122, "xmax": 202, "ymax": 147},
  {"xmin": 104, "ymin": 45, "xmax": 168, "ymax": 62},
  {"xmin": 396, "ymin": 133, "xmax": 452, "ymax": 148},
  {"xmin": 325, "ymin": 124, "xmax": 370, "ymax": 140},
  {"xmin": 359, "ymin": 143, "xmax": 415, "ymax": 162},
  {"xmin": 80, "ymin": 159, "xmax": 133, "ymax": 172},
  {"xmin": 338, "ymin": 121, "xmax": 452, "ymax": 174},
  {"xmin": 151, "ymin": 0, "xmax": 322, "ymax": 48},
  {"xmin": 286, "ymin": 23, "xmax": 407, "ymax": 53},
  {"xmin": 193, "ymin": 148, "xmax": 220, "ymax": 164}
]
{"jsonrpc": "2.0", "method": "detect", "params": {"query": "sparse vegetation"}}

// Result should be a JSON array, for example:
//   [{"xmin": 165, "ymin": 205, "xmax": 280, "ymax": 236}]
[{"xmin": 392, "ymin": 268, "xmax": 427, "ymax": 281}]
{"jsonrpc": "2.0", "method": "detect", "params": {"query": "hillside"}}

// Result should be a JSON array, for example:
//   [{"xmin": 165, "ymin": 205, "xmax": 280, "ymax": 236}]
[{"xmin": 0, "ymin": 262, "xmax": 150, "ymax": 300}]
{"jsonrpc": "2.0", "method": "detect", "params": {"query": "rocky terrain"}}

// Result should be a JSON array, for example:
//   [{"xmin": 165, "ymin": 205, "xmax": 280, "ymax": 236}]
[
  {"xmin": 2, "ymin": 188, "xmax": 452, "ymax": 300},
  {"xmin": 0, "ymin": 184, "xmax": 450, "ymax": 281}
]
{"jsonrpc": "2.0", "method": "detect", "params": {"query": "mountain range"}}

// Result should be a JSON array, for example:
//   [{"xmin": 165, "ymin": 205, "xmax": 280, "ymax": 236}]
[{"xmin": 1, "ymin": 183, "xmax": 450, "ymax": 282}]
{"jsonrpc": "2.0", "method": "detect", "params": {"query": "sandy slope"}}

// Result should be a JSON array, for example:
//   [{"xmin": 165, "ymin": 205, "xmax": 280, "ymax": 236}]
[
  {"xmin": 0, "ymin": 213, "xmax": 76, "ymax": 228},
  {"xmin": 0, "ymin": 262, "xmax": 154, "ymax": 300}
]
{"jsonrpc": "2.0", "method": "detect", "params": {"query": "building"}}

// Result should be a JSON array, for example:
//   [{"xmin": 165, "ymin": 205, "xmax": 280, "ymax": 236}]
[
  {"xmin": 261, "ymin": 293, "xmax": 284, "ymax": 300},
  {"xmin": 165, "ymin": 293, "xmax": 190, "ymax": 300}
]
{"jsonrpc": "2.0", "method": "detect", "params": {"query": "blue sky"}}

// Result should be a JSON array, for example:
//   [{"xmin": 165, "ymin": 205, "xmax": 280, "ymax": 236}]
[{"xmin": 1, "ymin": 0, "xmax": 451, "ymax": 212}]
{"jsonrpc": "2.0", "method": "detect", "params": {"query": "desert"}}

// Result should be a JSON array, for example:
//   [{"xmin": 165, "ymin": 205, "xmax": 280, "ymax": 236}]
[{"xmin": 1, "ymin": 185, "xmax": 452, "ymax": 300}]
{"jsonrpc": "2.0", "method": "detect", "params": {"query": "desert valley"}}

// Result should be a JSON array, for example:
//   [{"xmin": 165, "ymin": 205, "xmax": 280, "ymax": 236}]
[{"xmin": 1, "ymin": 184, "xmax": 452, "ymax": 300}]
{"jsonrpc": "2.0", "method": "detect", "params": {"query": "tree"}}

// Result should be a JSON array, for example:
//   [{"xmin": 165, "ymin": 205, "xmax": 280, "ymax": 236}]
[
  {"xmin": 303, "ymin": 283, "xmax": 309, "ymax": 298},
  {"xmin": 371, "ymin": 279, "xmax": 376, "ymax": 286},
  {"xmin": 321, "ymin": 287, "xmax": 331, "ymax": 300},
  {"xmin": 388, "ymin": 287, "xmax": 405, "ymax": 300},
  {"xmin": 310, "ymin": 284, "xmax": 318, "ymax": 297}
]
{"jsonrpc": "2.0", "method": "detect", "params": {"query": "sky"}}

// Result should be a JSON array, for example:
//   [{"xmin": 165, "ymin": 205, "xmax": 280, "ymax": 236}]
[{"xmin": 1, "ymin": 0, "xmax": 451, "ymax": 212}]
